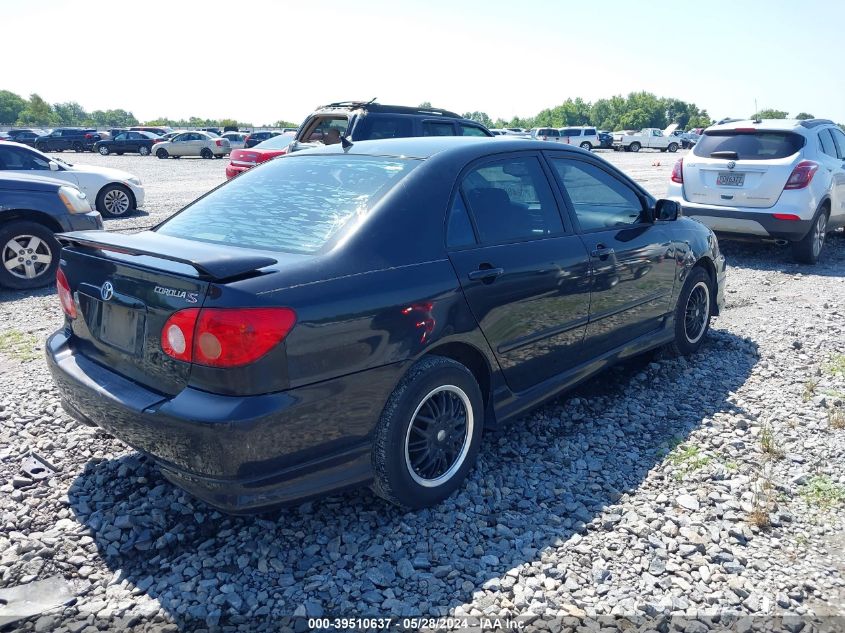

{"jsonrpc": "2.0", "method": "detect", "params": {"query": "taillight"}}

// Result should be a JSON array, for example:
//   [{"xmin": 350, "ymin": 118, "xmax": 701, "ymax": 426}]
[
  {"xmin": 56, "ymin": 269, "xmax": 77, "ymax": 319},
  {"xmin": 85, "ymin": 133, "xmax": 93, "ymax": 139},
  {"xmin": 773, "ymin": 213, "xmax": 801, "ymax": 221},
  {"xmin": 161, "ymin": 307, "xmax": 296, "ymax": 367},
  {"xmin": 671, "ymin": 158, "xmax": 684, "ymax": 183},
  {"xmin": 215, "ymin": 139, "xmax": 222, "ymax": 147},
  {"xmin": 783, "ymin": 160, "xmax": 819, "ymax": 190}
]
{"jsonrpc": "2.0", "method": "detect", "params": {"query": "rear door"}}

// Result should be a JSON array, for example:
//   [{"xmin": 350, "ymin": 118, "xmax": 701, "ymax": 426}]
[
  {"xmin": 422, "ymin": 120, "xmax": 457, "ymax": 136},
  {"xmin": 823, "ymin": 127, "xmax": 845, "ymax": 226},
  {"xmin": 683, "ymin": 129, "xmax": 804, "ymax": 208},
  {"xmin": 548, "ymin": 155, "xmax": 677, "ymax": 354},
  {"xmin": 446, "ymin": 152, "xmax": 592, "ymax": 393}
]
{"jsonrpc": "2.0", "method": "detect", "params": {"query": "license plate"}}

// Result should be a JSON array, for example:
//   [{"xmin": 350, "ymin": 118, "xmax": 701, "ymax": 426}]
[
  {"xmin": 99, "ymin": 303, "xmax": 140, "ymax": 352},
  {"xmin": 717, "ymin": 172, "xmax": 745, "ymax": 187}
]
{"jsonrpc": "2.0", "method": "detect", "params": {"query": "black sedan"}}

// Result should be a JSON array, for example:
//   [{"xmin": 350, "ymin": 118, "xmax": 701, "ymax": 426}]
[
  {"xmin": 244, "ymin": 130, "xmax": 281, "ymax": 148},
  {"xmin": 598, "ymin": 131, "xmax": 614, "ymax": 149},
  {"xmin": 93, "ymin": 131, "xmax": 161, "ymax": 156},
  {"xmin": 0, "ymin": 173, "xmax": 102, "ymax": 289},
  {"xmin": 46, "ymin": 137, "xmax": 726, "ymax": 513},
  {"xmin": 5, "ymin": 128, "xmax": 48, "ymax": 147}
]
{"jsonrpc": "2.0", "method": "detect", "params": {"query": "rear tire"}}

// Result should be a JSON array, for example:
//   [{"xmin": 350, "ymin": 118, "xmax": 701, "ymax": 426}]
[
  {"xmin": 200, "ymin": 148, "xmax": 213, "ymax": 159},
  {"xmin": 0, "ymin": 221, "xmax": 60, "ymax": 290},
  {"xmin": 73, "ymin": 142, "xmax": 83, "ymax": 152},
  {"xmin": 580, "ymin": 142, "xmax": 592, "ymax": 150},
  {"xmin": 667, "ymin": 267, "xmax": 713, "ymax": 356},
  {"xmin": 792, "ymin": 207, "xmax": 829, "ymax": 264},
  {"xmin": 96, "ymin": 184, "xmax": 135, "ymax": 217},
  {"xmin": 629, "ymin": 142, "xmax": 641, "ymax": 152},
  {"xmin": 668, "ymin": 142, "xmax": 679, "ymax": 153},
  {"xmin": 372, "ymin": 356, "xmax": 484, "ymax": 509},
  {"xmin": 156, "ymin": 148, "xmax": 169, "ymax": 159},
  {"xmin": 139, "ymin": 146, "xmax": 150, "ymax": 156}
]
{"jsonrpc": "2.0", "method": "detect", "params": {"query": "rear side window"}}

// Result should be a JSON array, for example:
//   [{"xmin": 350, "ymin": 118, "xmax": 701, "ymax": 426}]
[
  {"xmin": 819, "ymin": 130, "xmax": 838, "ymax": 158},
  {"xmin": 830, "ymin": 128, "xmax": 845, "ymax": 159},
  {"xmin": 694, "ymin": 131, "xmax": 805, "ymax": 159},
  {"xmin": 355, "ymin": 116, "xmax": 413, "ymax": 140},
  {"xmin": 446, "ymin": 193, "xmax": 476, "ymax": 248},
  {"xmin": 584, "ymin": 128, "xmax": 597, "ymax": 136},
  {"xmin": 460, "ymin": 156, "xmax": 563, "ymax": 244},
  {"xmin": 423, "ymin": 121, "xmax": 456, "ymax": 136},
  {"xmin": 157, "ymin": 155, "xmax": 419, "ymax": 254},
  {"xmin": 561, "ymin": 128, "xmax": 580, "ymax": 136},
  {"xmin": 459, "ymin": 124, "xmax": 488, "ymax": 137}
]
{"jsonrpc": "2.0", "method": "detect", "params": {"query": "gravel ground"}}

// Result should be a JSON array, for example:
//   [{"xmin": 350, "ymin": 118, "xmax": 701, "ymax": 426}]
[{"xmin": 1, "ymin": 149, "xmax": 844, "ymax": 632}]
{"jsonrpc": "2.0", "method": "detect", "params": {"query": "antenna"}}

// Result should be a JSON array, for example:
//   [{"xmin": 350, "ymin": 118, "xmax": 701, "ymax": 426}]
[{"xmin": 754, "ymin": 98, "xmax": 758, "ymax": 118}]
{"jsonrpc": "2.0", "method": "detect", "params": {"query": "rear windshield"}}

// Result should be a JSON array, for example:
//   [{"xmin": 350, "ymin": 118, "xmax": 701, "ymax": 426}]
[
  {"xmin": 694, "ymin": 131, "xmax": 805, "ymax": 160},
  {"xmin": 156, "ymin": 155, "xmax": 419, "ymax": 254}
]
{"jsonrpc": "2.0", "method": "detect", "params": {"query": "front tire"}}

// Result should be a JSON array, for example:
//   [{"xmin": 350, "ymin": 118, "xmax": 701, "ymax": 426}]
[
  {"xmin": 668, "ymin": 142, "xmax": 679, "ymax": 153},
  {"xmin": 372, "ymin": 356, "xmax": 484, "ymax": 509},
  {"xmin": 792, "ymin": 207, "xmax": 828, "ymax": 264},
  {"xmin": 0, "ymin": 221, "xmax": 60, "ymax": 290},
  {"xmin": 156, "ymin": 148, "xmax": 169, "ymax": 159},
  {"xmin": 580, "ymin": 142, "xmax": 592, "ymax": 150},
  {"xmin": 98, "ymin": 145, "xmax": 110, "ymax": 155},
  {"xmin": 96, "ymin": 184, "xmax": 135, "ymax": 217},
  {"xmin": 667, "ymin": 267, "xmax": 712, "ymax": 356}
]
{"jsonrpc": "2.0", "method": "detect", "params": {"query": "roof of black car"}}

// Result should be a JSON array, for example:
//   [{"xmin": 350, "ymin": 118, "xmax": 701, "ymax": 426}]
[
  {"xmin": 303, "ymin": 136, "xmax": 589, "ymax": 160},
  {"xmin": 315, "ymin": 101, "xmax": 464, "ymax": 118}
]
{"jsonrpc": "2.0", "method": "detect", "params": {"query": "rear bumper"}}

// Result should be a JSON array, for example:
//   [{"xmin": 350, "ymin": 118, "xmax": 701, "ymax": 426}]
[
  {"xmin": 46, "ymin": 330, "xmax": 404, "ymax": 512},
  {"xmin": 679, "ymin": 203, "xmax": 812, "ymax": 242}
]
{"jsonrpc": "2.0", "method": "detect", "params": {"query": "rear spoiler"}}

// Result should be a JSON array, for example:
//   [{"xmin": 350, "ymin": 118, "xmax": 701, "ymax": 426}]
[{"xmin": 57, "ymin": 230, "xmax": 277, "ymax": 282}]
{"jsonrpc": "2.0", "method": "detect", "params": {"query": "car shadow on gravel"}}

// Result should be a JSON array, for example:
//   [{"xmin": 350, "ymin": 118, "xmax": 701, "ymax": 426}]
[
  {"xmin": 0, "ymin": 285, "xmax": 55, "ymax": 304},
  {"xmin": 719, "ymin": 230, "xmax": 845, "ymax": 276},
  {"xmin": 66, "ymin": 328, "xmax": 758, "ymax": 629}
]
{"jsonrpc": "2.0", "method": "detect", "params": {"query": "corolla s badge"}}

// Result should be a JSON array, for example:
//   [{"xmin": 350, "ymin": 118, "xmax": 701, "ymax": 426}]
[
  {"xmin": 727, "ymin": 160, "xmax": 736, "ymax": 170},
  {"xmin": 100, "ymin": 281, "xmax": 114, "ymax": 301},
  {"xmin": 154, "ymin": 285, "xmax": 199, "ymax": 303}
]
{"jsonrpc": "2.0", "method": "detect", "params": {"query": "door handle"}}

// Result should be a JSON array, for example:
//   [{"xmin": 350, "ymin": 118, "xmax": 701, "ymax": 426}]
[
  {"xmin": 590, "ymin": 245, "xmax": 615, "ymax": 258},
  {"xmin": 468, "ymin": 267, "xmax": 504, "ymax": 281}
]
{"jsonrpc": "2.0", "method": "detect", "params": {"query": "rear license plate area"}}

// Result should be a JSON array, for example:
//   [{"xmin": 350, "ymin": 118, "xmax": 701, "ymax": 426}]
[
  {"xmin": 716, "ymin": 172, "xmax": 745, "ymax": 187},
  {"xmin": 99, "ymin": 302, "xmax": 142, "ymax": 353}
]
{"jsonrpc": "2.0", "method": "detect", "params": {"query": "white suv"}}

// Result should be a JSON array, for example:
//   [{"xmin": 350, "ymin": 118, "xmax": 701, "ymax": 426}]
[
  {"xmin": 558, "ymin": 126, "xmax": 600, "ymax": 150},
  {"xmin": 667, "ymin": 119, "xmax": 845, "ymax": 263}
]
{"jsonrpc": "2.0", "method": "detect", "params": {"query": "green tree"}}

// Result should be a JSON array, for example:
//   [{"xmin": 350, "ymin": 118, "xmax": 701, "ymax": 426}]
[
  {"xmin": 418, "ymin": 101, "xmax": 432, "ymax": 108},
  {"xmin": 0, "ymin": 90, "xmax": 27, "ymax": 125},
  {"xmin": 272, "ymin": 120, "xmax": 298, "ymax": 128},
  {"xmin": 752, "ymin": 108, "xmax": 788, "ymax": 119},
  {"xmin": 54, "ymin": 101, "xmax": 89, "ymax": 126},
  {"xmin": 16, "ymin": 93, "xmax": 57, "ymax": 126},
  {"xmin": 461, "ymin": 111, "xmax": 493, "ymax": 128},
  {"xmin": 794, "ymin": 112, "xmax": 814, "ymax": 120}
]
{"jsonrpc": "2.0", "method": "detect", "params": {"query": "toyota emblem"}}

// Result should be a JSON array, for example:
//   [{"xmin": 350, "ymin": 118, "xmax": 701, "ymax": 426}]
[
  {"xmin": 100, "ymin": 281, "xmax": 114, "ymax": 301},
  {"xmin": 727, "ymin": 160, "xmax": 736, "ymax": 170}
]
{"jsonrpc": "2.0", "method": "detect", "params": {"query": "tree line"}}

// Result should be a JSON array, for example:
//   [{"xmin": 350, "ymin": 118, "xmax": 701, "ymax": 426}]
[{"xmin": 0, "ymin": 88, "xmax": 834, "ymax": 132}]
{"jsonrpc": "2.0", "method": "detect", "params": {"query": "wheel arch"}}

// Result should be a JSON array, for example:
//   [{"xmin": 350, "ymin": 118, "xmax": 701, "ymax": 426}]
[
  {"xmin": 421, "ymin": 341, "xmax": 495, "ymax": 426},
  {"xmin": 97, "ymin": 182, "xmax": 136, "ymax": 208},
  {"xmin": 0, "ymin": 209, "xmax": 64, "ymax": 234},
  {"xmin": 693, "ymin": 255, "xmax": 718, "ymax": 315}
]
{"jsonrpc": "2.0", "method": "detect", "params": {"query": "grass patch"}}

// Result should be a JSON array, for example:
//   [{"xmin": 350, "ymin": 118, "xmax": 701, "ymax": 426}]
[
  {"xmin": 801, "ymin": 476, "xmax": 845, "ymax": 509},
  {"xmin": 760, "ymin": 424, "xmax": 784, "ymax": 460},
  {"xmin": 830, "ymin": 408, "xmax": 845, "ymax": 430},
  {"xmin": 802, "ymin": 379, "xmax": 817, "ymax": 402},
  {"xmin": 669, "ymin": 444, "xmax": 711, "ymax": 471},
  {"xmin": 747, "ymin": 468, "xmax": 774, "ymax": 530},
  {"xmin": 0, "ymin": 329, "xmax": 40, "ymax": 362},
  {"xmin": 825, "ymin": 354, "xmax": 845, "ymax": 377}
]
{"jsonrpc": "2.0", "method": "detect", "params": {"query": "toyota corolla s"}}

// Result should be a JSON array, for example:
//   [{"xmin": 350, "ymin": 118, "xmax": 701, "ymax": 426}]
[{"xmin": 47, "ymin": 137, "xmax": 726, "ymax": 513}]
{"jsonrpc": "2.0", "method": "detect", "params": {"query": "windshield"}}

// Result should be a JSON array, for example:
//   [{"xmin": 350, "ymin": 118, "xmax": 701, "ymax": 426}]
[
  {"xmin": 254, "ymin": 132, "xmax": 295, "ymax": 150},
  {"xmin": 694, "ymin": 130, "xmax": 805, "ymax": 160},
  {"xmin": 157, "ymin": 154, "xmax": 420, "ymax": 254}
]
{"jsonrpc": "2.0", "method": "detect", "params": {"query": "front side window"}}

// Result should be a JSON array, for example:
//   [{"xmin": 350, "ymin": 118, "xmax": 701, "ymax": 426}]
[
  {"xmin": 0, "ymin": 147, "xmax": 50, "ymax": 170},
  {"xmin": 460, "ymin": 156, "xmax": 563, "ymax": 244},
  {"xmin": 115, "ymin": 134, "xmax": 127, "ymax": 141},
  {"xmin": 157, "ymin": 155, "xmax": 420, "ymax": 254},
  {"xmin": 551, "ymin": 159, "xmax": 644, "ymax": 231}
]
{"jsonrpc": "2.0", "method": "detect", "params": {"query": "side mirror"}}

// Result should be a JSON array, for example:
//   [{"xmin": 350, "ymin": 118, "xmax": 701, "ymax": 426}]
[
  {"xmin": 655, "ymin": 199, "xmax": 680, "ymax": 221},
  {"xmin": 49, "ymin": 161, "xmax": 59, "ymax": 171}
]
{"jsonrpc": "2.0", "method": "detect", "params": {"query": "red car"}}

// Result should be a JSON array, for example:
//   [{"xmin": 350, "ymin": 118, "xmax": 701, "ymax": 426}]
[{"xmin": 225, "ymin": 132, "xmax": 295, "ymax": 179}]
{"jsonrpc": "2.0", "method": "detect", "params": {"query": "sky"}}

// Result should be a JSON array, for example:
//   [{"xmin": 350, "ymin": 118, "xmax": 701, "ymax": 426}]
[{"xmin": 3, "ymin": 0, "xmax": 843, "ymax": 125}]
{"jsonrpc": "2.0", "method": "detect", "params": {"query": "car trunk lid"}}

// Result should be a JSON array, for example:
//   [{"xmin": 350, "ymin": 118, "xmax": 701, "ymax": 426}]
[
  {"xmin": 683, "ymin": 129, "xmax": 805, "ymax": 208},
  {"xmin": 57, "ymin": 230, "xmax": 277, "ymax": 395}
]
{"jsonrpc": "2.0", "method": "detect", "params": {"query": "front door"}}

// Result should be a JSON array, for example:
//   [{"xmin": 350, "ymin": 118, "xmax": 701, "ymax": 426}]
[
  {"xmin": 447, "ymin": 153, "xmax": 592, "ymax": 393},
  {"xmin": 548, "ymin": 155, "xmax": 677, "ymax": 355}
]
